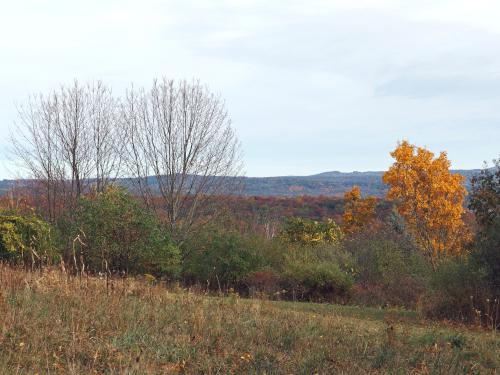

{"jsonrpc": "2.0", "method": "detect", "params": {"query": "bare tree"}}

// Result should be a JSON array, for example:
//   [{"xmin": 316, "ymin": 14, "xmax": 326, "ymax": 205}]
[
  {"xmin": 87, "ymin": 82, "xmax": 124, "ymax": 192},
  {"xmin": 11, "ymin": 78, "xmax": 240, "ymax": 237},
  {"xmin": 123, "ymin": 78, "xmax": 243, "ymax": 242},
  {"xmin": 11, "ymin": 80, "xmax": 123, "ymax": 220},
  {"xmin": 12, "ymin": 90, "xmax": 65, "ymax": 220}
]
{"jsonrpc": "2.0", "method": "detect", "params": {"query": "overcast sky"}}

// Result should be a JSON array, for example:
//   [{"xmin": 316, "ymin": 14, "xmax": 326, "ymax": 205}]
[{"xmin": 1, "ymin": 0, "xmax": 499, "ymax": 178}]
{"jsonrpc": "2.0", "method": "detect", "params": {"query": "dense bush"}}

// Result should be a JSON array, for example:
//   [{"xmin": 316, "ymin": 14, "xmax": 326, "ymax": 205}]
[
  {"xmin": 182, "ymin": 222, "xmax": 354, "ymax": 302},
  {"xmin": 280, "ymin": 259, "xmax": 353, "ymax": 302},
  {"xmin": 0, "ymin": 214, "xmax": 56, "ymax": 266},
  {"xmin": 345, "ymin": 224, "xmax": 430, "ymax": 308},
  {"xmin": 469, "ymin": 159, "xmax": 500, "ymax": 228},
  {"xmin": 61, "ymin": 187, "xmax": 180, "ymax": 278},
  {"xmin": 469, "ymin": 160, "xmax": 500, "ymax": 300},
  {"xmin": 278, "ymin": 244, "xmax": 354, "ymax": 302},
  {"xmin": 421, "ymin": 258, "xmax": 489, "ymax": 324},
  {"xmin": 471, "ymin": 220, "xmax": 500, "ymax": 299},
  {"xmin": 181, "ymin": 227, "xmax": 263, "ymax": 290}
]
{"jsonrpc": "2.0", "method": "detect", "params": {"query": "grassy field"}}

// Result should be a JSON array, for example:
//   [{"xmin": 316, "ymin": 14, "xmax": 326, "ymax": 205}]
[{"xmin": 0, "ymin": 266, "xmax": 498, "ymax": 374}]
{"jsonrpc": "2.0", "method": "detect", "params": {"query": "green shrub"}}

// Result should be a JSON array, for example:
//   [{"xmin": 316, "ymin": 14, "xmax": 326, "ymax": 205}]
[
  {"xmin": 469, "ymin": 162, "xmax": 499, "ymax": 276},
  {"xmin": 463, "ymin": 160, "xmax": 500, "ymax": 327},
  {"xmin": 278, "ymin": 244, "xmax": 354, "ymax": 302},
  {"xmin": 181, "ymin": 227, "xmax": 262, "ymax": 290},
  {"xmin": 421, "ymin": 258, "xmax": 488, "ymax": 324},
  {"xmin": 470, "ymin": 220, "xmax": 500, "ymax": 298},
  {"xmin": 61, "ymin": 187, "xmax": 180, "ymax": 278},
  {"xmin": 280, "ymin": 259, "xmax": 353, "ymax": 302},
  {"xmin": 0, "ymin": 214, "xmax": 56, "ymax": 266},
  {"xmin": 346, "ymin": 228, "xmax": 430, "ymax": 308}
]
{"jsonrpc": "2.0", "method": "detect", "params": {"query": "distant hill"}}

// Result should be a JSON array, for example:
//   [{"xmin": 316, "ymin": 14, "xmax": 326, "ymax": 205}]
[
  {"xmin": 0, "ymin": 169, "xmax": 481, "ymax": 197},
  {"xmin": 237, "ymin": 169, "xmax": 480, "ymax": 197}
]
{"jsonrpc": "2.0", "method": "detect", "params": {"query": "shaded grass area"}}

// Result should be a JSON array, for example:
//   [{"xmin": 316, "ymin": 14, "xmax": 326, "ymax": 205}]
[
  {"xmin": 0, "ymin": 266, "xmax": 498, "ymax": 374},
  {"xmin": 274, "ymin": 299, "xmax": 420, "ymax": 323}
]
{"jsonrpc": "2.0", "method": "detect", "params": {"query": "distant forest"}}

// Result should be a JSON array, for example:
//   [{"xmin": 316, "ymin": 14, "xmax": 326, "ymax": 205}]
[{"xmin": 0, "ymin": 169, "xmax": 480, "ymax": 198}]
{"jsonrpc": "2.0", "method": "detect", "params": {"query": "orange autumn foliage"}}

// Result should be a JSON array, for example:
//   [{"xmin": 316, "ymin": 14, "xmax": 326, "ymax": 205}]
[
  {"xmin": 383, "ymin": 141, "xmax": 469, "ymax": 262},
  {"xmin": 342, "ymin": 186, "xmax": 377, "ymax": 235}
]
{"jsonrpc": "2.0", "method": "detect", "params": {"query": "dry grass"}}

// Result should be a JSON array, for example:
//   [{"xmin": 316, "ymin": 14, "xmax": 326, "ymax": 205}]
[{"xmin": 0, "ymin": 265, "xmax": 498, "ymax": 374}]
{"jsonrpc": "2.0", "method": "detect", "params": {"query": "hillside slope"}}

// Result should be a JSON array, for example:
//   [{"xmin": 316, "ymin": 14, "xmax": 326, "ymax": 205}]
[{"xmin": 1, "ymin": 266, "xmax": 498, "ymax": 373}]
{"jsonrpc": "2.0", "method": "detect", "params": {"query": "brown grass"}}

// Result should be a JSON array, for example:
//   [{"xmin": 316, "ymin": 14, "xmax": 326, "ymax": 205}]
[{"xmin": 0, "ymin": 264, "xmax": 498, "ymax": 374}]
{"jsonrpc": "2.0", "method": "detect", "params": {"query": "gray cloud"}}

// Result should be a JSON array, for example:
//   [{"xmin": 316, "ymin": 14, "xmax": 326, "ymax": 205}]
[
  {"xmin": 0, "ymin": 1, "xmax": 499, "ymax": 178},
  {"xmin": 376, "ymin": 74, "xmax": 500, "ymax": 99}
]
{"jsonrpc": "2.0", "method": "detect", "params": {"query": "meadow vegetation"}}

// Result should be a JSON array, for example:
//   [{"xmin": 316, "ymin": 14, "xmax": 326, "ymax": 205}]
[{"xmin": 1, "ymin": 265, "xmax": 499, "ymax": 374}]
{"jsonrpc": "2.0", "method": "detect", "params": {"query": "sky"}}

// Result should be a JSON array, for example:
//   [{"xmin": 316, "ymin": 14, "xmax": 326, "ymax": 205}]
[{"xmin": 0, "ymin": 0, "xmax": 499, "ymax": 178}]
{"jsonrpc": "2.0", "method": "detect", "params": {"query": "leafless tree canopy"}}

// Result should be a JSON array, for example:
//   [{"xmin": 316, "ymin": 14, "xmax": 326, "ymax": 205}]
[
  {"xmin": 12, "ymin": 78, "xmax": 243, "ymax": 238},
  {"xmin": 11, "ymin": 81, "xmax": 123, "ymax": 220},
  {"xmin": 123, "ymin": 79, "xmax": 242, "ymax": 240}
]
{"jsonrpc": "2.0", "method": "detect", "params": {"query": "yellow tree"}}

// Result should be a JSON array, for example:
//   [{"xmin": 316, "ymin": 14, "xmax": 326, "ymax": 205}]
[
  {"xmin": 383, "ymin": 141, "xmax": 468, "ymax": 263},
  {"xmin": 342, "ymin": 186, "xmax": 377, "ymax": 235}
]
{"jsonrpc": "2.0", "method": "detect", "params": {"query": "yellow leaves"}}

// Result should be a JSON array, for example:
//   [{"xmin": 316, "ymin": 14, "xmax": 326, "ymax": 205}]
[
  {"xmin": 343, "ymin": 186, "xmax": 377, "ymax": 236},
  {"xmin": 344, "ymin": 185, "xmax": 362, "ymax": 201},
  {"xmin": 240, "ymin": 352, "xmax": 252, "ymax": 362},
  {"xmin": 281, "ymin": 218, "xmax": 343, "ymax": 246},
  {"xmin": 144, "ymin": 273, "xmax": 156, "ymax": 284},
  {"xmin": 383, "ymin": 141, "xmax": 469, "ymax": 261}
]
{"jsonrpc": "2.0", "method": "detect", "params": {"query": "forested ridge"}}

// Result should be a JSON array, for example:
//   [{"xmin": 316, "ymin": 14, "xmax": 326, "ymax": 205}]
[{"xmin": 0, "ymin": 168, "xmax": 481, "ymax": 197}]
